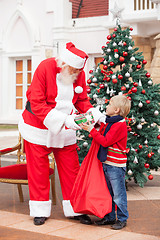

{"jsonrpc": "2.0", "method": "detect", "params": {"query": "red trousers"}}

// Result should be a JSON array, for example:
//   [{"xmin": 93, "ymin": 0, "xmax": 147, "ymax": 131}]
[{"xmin": 24, "ymin": 140, "xmax": 80, "ymax": 201}]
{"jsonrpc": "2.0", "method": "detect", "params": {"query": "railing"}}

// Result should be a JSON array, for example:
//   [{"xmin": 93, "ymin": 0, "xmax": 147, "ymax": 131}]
[{"xmin": 134, "ymin": 0, "xmax": 155, "ymax": 10}]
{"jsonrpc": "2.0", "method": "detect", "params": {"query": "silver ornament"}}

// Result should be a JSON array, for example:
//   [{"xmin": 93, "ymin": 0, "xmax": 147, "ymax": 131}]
[
  {"xmin": 125, "ymin": 72, "xmax": 130, "ymax": 78},
  {"xmin": 114, "ymin": 53, "xmax": 119, "ymax": 58},
  {"xmin": 83, "ymin": 142, "xmax": 88, "ymax": 147},
  {"xmin": 137, "ymin": 123, "xmax": 142, "ymax": 130},
  {"xmin": 133, "ymin": 156, "xmax": 138, "ymax": 164},
  {"xmin": 93, "ymin": 94, "xmax": 98, "ymax": 99},
  {"xmin": 141, "ymin": 117, "xmax": 145, "ymax": 123},
  {"xmin": 113, "ymin": 42, "xmax": 117, "ymax": 47},
  {"xmin": 107, "ymin": 48, "xmax": 111, "ymax": 53},
  {"xmin": 112, "ymin": 75, "xmax": 116, "ymax": 79},
  {"xmin": 138, "ymin": 102, "xmax": 143, "ymax": 108},
  {"xmin": 148, "ymin": 80, "xmax": 152, "ymax": 85},
  {"xmin": 103, "ymin": 60, "xmax": 108, "ymax": 65},
  {"xmin": 128, "ymin": 46, "xmax": 132, "ymax": 50},
  {"xmin": 130, "ymin": 56, "xmax": 135, "ymax": 61},
  {"xmin": 144, "ymin": 139, "xmax": 148, "ymax": 144},
  {"xmin": 128, "ymin": 170, "xmax": 133, "ymax": 175},
  {"xmin": 139, "ymin": 79, "xmax": 142, "ymax": 87},
  {"xmin": 92, "ymin": 77, "xmax": 97, "ymax": 83},
  {"xmin": 154, "ymin": 110, "xmax": 159, "ymax": 116}
]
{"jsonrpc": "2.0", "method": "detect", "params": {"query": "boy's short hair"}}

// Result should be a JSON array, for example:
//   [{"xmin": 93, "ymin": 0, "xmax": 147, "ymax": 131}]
[{"xmin": 110, "ymin": 95, "xmax": 131, "ymax": 118}]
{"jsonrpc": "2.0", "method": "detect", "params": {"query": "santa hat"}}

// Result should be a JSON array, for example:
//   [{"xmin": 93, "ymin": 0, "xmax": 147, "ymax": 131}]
[{"xmin": 60, "ymin": 42, "xmax": 88, "ymax": 69}]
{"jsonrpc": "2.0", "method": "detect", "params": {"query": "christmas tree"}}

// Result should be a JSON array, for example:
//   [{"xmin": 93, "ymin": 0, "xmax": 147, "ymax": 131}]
[{"xmin": 77, "ymin": 24, "xmax": 160, "ymax": 187}]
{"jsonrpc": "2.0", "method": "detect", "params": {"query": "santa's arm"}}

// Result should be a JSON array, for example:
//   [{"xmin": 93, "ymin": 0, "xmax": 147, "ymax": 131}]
[{"xmin": 28, "ymin": 62, "xmax": 68, "ymax": 135}]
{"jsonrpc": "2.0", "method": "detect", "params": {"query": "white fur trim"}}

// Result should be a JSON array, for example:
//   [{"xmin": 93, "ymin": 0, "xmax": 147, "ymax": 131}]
[
  {"xmin": 62, "ymin": 200, "xmax": 82, "ymax": 217},
  {"xmin": 43, "ymin": 108, "xmax": 67, "ymax": 135},
  {"xmin": 18, "ymin": 116, "xmax": 48, "ymax": 145},
  {"xmin": 29, "ymin": 200, "xmax": 52, "ymax": 217},
  {"xmin": 60, "ymin": 48, "xmax": 86, "ymax": 69},
  {"xmin": 18, "ymin": 116, "xmax": 76, "ymax": 148},
  {"xmin": 75, "ymin": 86, "xmax": 83, "ymax": 94},
  {"xmin": 88, "ymin": 107, "xmax": 104, "ymax": 124}
]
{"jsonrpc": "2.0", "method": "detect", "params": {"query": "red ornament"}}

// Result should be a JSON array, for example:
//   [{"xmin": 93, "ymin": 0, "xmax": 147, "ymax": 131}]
[
  {"xmin": 89, "ymin": 70, "xmax": 93, "ymax": 74},
  {"xmin": 123, "ymin": 42, "xmax": 127, "ymax": 46},
  {"xmin": 102, "ymin": 46, "xmax": 105, "ymax": 49},
  {"xmin": 127, "ymin": 96, "xmax": 132, "ymax": 100},
  {"xmin": 109, "ymin": 70, "xmax": 113, "ymax": 74},
  {"xmin": 135, "ymin": 149, "xmax": 138, "ymax": 152},
  {"xmin": 119, "ymin": 57, "xmax": 125, "ymax": 62},
  {"xmin": 112, "ymin": 79, "xmax": 118, "ymax": 84},
  {"xmin": 96, "ymin": 88, "xmax": 100, "ymax": 93},
  {"xmin": 86, "ymin": 86, "xmax": 91, "ymax": 94},
  {"xmin": 148, "ymin": 175, "xmax": 153, "ymax": 180},
  {"xmin": 126, "ymin": 148, "xmax": 130, "ymax": 154},
  {"xmin": 148, "ymin": 153, "xmax": 152, "ymax": 158},
  {"xmin": 133, "ymin": 82, "xmax": 138, "ymax": 87},
  {"xmin": 118, "ymin": 75, "xmax": 123, "ymax": 80},
  {"xmin": 88, "ymin": 134, "xmax": 92, "ymax": 138},
  {"xmin": 142, "ymin": 60, "xmax": 147, "ymax": 65},
  {"xmin": 131, "ymin": 87, "xmax": 137, "ymax": 93},
  {"xmin": 114, "ymin": 28, "xmax": 118, "ymax": 31},
  {"xmin": 141, "ymin": 89, "xmax": 146, "ymax": 94},
  {"xmin": 130, "ymin": 27, "xmax": 133, "ymax": 31},
  {"xmin": 114, "ymin": 49, "xmax": 118, "ymax": 52},
  {"xmin": 121, "ymin": 86, "xmax": 126, "ymax": 91},
  {"xmin": 146, "ymin": 100, "xmax": 150, "ymax": 104},
  {"xmin": 112, "ymin": 33, "xmax": 116, "ymax": 38},
  {"xmin": 103, "ymin": 65, "xmax": 108, "ymax": 70},
  {"xmin": 123, "ymin": 52, "xmax": 128, "ymax": 57},
  {"xmin": 127, "ymin": 127, "xmax": 132, "ymax": 132},
  {"xmin": 106, "ymin": 77, "xmax": 111, "ymax": 82},
  {"xmin": 110, "ymin": 61, "xmax": 114, "ymax": 66},
  {"xmin": 107, "ymin": 35, "xmax": 112, "ymax": 40},
  {"xmin": 144, "ymin": 163, "xmax": 149, "ymax": 168},
  {"xmin": 77, "ymin": 147, "xmax": 80, "ymax": 151},
  {"xmin": 87, "ymin": 79, "xmax": 92, "ymax": 84},
  {"xmin": 106, "ymin": 41, "xmax": 110, "ymax": 44},
  {"xmin": 136, "ymin": 64, "xmax": 141, "ymax": 69},
  {"xmin": 139, "ymin": 145, "xmax": 143, "ymax": 149},
  {"xmin": 146, "ymin": 72, "xmax": 150, "ymax": 78},
  {"xmin": 157, "ymin": 135, "xmax": 160, "ymax": 139},
  {"xmin": 100, "ymin": 84, "xmax": 105, "ymax": 89}
]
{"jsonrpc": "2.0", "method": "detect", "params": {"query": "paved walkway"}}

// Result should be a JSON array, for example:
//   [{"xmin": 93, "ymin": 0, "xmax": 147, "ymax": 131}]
[{"xmin": 0, "ymin": 130, "xmax": 160, "ymax": 240}]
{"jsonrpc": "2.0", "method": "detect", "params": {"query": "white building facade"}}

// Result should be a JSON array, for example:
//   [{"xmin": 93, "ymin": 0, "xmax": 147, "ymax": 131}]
[{"xmin": 0, "ymin": 0, "xmax": 159, "ymax": 123}]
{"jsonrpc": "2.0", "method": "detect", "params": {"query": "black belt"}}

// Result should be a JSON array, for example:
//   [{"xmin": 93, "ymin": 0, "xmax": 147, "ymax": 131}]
[{"xmin": 26, "ymin": 101, "xmax": 35, "ymax": 115}]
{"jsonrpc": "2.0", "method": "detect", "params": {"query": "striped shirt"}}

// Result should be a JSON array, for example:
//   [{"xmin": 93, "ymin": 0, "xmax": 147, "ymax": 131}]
[{"xmin": 90, "ymin": 119, "xmax": 128, "ymax": 167}]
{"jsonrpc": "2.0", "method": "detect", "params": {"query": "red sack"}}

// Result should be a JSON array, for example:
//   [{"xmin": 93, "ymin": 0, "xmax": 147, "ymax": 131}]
[{"xmin": 70, "ymin": 140, "xmax": 112, "ymax": 218}]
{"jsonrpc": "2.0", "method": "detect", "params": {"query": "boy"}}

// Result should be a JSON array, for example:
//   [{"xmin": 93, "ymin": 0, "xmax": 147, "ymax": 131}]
[{"xmin": 80, "ymin": 95, "xmax": 131, "ymax": 230}]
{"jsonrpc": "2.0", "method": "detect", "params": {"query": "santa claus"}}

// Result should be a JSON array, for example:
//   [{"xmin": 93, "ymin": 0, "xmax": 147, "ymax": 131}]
[{"xmin": 18, "ymin": 42, "xmax": 104, "ymax": 225}]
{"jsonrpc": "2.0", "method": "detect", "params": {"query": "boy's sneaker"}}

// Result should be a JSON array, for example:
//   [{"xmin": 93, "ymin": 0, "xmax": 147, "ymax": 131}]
[{"xmin": 111, "ymin": 220, "xmax": 127, "ymax": 230}]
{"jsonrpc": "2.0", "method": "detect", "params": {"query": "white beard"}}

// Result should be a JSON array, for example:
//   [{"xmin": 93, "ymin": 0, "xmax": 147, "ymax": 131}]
[{"xmin": 60, "ymin": 68, "xmax": 79, "ymax": 85}]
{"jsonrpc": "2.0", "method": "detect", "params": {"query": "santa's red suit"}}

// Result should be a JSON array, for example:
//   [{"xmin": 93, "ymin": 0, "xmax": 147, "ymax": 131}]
[{"xmin": 19, "ymin": 53, "xmax": 103, "ymax": 218}]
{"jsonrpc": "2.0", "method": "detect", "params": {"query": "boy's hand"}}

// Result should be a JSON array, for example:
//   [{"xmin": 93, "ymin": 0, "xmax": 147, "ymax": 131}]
[{"xmin": 80, "ymin": 122, "xmax": 94, "ymax": 132}]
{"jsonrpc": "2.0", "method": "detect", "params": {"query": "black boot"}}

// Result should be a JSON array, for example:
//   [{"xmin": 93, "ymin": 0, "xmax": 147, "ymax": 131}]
[
  {"xmin": 34, "ymin": 217, "xmax": 47, "ymax": 225},
  {"xmin": 74, "ymin": 214, "xmax": 92, "ymax": 225},
  {"xmin": 94, "ymin": 218, "xmax": 116, "ymax": 226}
]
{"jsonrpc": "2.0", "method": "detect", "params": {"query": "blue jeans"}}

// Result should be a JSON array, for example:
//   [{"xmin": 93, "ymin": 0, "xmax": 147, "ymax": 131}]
[{"xmin": 102, "ymin": 164, "xmax": 129, "ymax": 222}]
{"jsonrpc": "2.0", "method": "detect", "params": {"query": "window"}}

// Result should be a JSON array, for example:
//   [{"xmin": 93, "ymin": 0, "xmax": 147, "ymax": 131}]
[{"xmin": 16, "ymin": 59, "xmax": 32, "ymax": 110}]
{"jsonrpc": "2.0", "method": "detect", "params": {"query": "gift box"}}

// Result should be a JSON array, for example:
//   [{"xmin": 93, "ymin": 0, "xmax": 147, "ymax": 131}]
[{"xmin": 75, "ymin": 111, "xmax": 95, "ymax": 125}]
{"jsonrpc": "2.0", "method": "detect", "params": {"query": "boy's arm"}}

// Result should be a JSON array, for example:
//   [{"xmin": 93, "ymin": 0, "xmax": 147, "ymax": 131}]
[{"xmin": 89, "ymin": 122, "xmax": 127, "ymax": 147}]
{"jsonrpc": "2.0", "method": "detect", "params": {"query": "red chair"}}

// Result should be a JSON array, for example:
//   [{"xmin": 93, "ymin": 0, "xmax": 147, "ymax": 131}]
[{"xmin": 0, "ymin": 134, "xmax": 56, "ymax": 204}]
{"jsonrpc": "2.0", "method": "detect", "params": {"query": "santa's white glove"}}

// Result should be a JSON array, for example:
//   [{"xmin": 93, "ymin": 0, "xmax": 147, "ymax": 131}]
[
  {"xmin": 65, "ymin": 115, "xmax": 81, "ymax": 130},
  {"xmin": 98, "ymin": 115, "xmax": 106, "ymax": 124}
]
